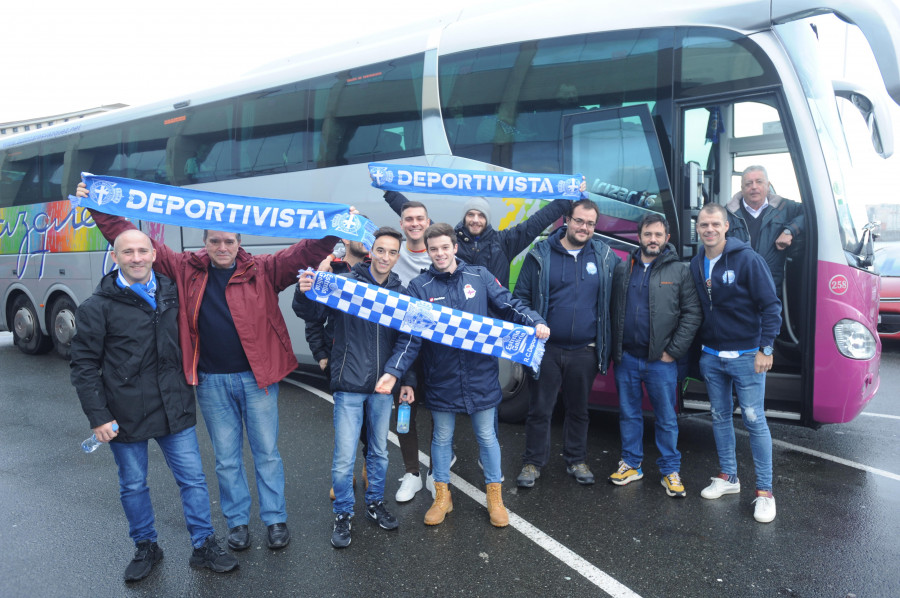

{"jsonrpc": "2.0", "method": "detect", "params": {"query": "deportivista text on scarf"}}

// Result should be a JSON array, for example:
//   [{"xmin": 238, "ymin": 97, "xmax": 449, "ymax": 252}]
[
  {"xmin": 303, "ymin": 268, "xmax": 545, "ymax": 372},
  {"xmin": 368, "ymin": 163, "xmax": 586, "ymax": 200},
  {"xmin": 70, "ymin": 173, "xmax": 377, "ymax": 248}
]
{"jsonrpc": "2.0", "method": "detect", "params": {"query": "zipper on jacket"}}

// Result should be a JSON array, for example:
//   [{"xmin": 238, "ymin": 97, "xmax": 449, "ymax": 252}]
[{"xmin": 189, "ymin": 271, "xmax": 209, "ymax": 385}]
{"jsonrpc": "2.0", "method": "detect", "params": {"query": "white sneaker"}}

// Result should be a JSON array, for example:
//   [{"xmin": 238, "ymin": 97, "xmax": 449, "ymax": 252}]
[
  {"xmin": 752, "ymin": 493, "xmax": 776, "ymax": 523},
  {"xmin": 700, "ymin": 475, "xmax": 741, "ymax": 499},
  {"xmin": 394, "ymin": 472, "xmax": 423, "ymax": 503}
]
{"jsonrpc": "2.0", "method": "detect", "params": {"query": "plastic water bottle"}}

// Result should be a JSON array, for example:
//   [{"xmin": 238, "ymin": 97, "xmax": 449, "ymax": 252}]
[
  {"xmin": 396, "ymin": 403, "xmax": 410, "ymax": 434},
  {"xmin": 82, "ymin": 423, "xmax": 119, "ymax": 453}
]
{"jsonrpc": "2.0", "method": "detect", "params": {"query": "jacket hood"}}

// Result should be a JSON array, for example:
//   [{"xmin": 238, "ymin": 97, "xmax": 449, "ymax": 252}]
[
  {"xmin": 455, "ymin": 219, "xmax": 496, "ymax": 242},
  {"xmin": 351, "ymin": 260, "xmax": 402, "ymax": 290},
  {"xmin": 630, "ymin": 243, "xmax": 677, "ymax": 267}
]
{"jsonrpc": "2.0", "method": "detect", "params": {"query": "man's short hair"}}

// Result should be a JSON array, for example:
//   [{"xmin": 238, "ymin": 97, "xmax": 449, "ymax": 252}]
[
  {"xmin": 568, "ymin": 198, "xmax": 601, "ymax": 220},
  {"xmin": 373, "ymin": 226, "xmax": 404, "ymax": 244},
  {"xmin": 638, "ymin": 213, "xmax": 669, "ymax": 236},
  {"xmin": 203, "ymin": 230, "xmax": 242, "ymax": 243},
  {"xmin": 400, "ymin": 201, "xmax": 428, "ymax": 217},
  {"xmin": 742, "ymin": 165, "xmax": 769, "ymax": 180},
  {"xmin": 424, "ymin": 223, "xmax": 456, "ymax": 245},
  {"xmin": 699, "ymin": 202, "xmax": 728, "ymax": 221}
]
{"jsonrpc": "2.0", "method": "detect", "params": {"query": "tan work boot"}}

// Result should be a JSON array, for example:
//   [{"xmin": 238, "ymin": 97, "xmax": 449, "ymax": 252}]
[
  {"xmin": 424, "ymin": 482, "xmax": 453, "ymax": 525},
  {"xmin": 486, "ymin": 483, "xmax": 509, "ymax": 527}
]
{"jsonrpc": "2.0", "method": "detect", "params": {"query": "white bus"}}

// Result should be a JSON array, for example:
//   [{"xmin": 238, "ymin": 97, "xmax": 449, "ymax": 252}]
[{"xmin": 2, "ymin": 0, "xmax": 897, "ymax": 426}]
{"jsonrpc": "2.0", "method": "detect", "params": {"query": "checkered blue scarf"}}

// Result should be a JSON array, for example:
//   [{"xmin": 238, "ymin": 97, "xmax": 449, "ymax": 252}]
[{"xmin": 302, "ymin": 269, "xmax": 546, "ymax": 373}]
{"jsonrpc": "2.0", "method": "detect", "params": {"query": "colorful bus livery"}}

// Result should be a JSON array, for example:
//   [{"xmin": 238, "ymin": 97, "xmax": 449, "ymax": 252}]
[
  {"xmin": 0, "ymin": 201, "xmax": 107, "ymax": 263},
  {"xmin": 0, "ymin": 200, "xmax": 113, "ymax": 356}
]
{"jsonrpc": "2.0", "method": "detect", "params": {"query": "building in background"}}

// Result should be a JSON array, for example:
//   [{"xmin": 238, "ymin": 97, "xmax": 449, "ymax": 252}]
[{"xmin": 0, "ymin": 104, "xmax": 127, "ymax": 137}]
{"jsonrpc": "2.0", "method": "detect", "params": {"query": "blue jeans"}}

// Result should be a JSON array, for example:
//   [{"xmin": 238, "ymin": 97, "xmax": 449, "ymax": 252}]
[
  {"xmin": 196, "ymin": 371, "xmax": 287, "ymax": 527},
  {"xmin": 109, "ymin": 426, "xmax": 215, "ymax": 549},
  {"xmin": 700, "ymin": 352, "xmax": 773, "ymax": 491},
  {"xmin": 332, "ymin": 391, "xmax": 393, "ymax": 516},
  {"xmin": 432, "ymin": 408, "xmax": 502, "ymax": 485},
  {"xmin": 614, "ymin": 352, "xmax": 681, "ymax": 474}
]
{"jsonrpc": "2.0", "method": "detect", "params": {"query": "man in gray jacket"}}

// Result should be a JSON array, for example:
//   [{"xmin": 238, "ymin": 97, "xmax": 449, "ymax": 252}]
[{"xmin": 607, "ymin": 214, "xmax": 702, "ymax": 497}]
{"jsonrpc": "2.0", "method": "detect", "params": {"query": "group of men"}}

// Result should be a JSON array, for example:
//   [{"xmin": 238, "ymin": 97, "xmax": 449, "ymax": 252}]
[{"xmin": 69, "ymin": 164, "xmax": 799, "ymax": 582}]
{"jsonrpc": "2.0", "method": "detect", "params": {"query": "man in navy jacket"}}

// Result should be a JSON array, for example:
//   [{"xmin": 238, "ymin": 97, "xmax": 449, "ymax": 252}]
[
  {"xmin": 377, "ymin": 223, "xmax": 549, "ymax": 528},
  {"xmin": 690, "ymin": 203, "xmax": 781, "ymax": 523},
  {"xmin": 512, "ymin": 199, "xmax": 619, "ymax": 488}
]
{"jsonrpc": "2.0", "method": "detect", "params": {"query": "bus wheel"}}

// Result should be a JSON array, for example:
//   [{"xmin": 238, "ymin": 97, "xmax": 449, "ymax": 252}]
[
  {"xmin": 11, "ymin": 295, "xmax": 53, "ymax": 355},
  {"xmin": 50, "ymin": 296, "xmax": 77, "ymax": 359},
  {"xmin": 499, "ymin": 363, "xmax": 532, "ymax": 424}
]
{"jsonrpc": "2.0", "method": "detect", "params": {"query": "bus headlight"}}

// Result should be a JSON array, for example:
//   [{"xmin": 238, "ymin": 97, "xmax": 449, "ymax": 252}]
[{"xmin": 833, "ymin": 319, "xmax": 877, "ymax": 360}]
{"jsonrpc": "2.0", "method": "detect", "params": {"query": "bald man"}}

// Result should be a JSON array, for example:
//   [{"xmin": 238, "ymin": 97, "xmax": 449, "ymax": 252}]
[{"xmin": 70, "ymin": 230, "xmax": 238, "ymax": 582}]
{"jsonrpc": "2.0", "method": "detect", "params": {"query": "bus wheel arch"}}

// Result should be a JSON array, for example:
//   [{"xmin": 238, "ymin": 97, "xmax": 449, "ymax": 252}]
[
  {"xmin": 48, "ymin": 294, "xmax": 77, "ymax": 359},
  {"xmin": 499, "ymin": 362, "xmax": 532, "ymax": 424},
  {"xmin": 11, "ymin": 294, "xmax": 53, "ymax": 355}
]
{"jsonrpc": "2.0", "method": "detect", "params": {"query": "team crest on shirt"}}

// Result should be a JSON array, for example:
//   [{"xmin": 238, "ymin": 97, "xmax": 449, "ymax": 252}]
[
  {"xmin": 586, "ymin": 262, "xmax": 597, "ymax": 275},
  {"xmin": 464, "ymin": 284, "xmax": 477, "ymax": 299},
  {"xmin": 722, "ymin": 270, "xmax": 735, "ymax": 285}
]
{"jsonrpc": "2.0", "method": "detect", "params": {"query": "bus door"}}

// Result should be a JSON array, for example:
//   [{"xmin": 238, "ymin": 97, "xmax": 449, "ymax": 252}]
[
  {"xmin": 678, "ymin": 97, "xmax": 812, "ymax": 422},
  {"xmin": 561, "ymin": 104, "xmax": 677, "ymax": 409}
]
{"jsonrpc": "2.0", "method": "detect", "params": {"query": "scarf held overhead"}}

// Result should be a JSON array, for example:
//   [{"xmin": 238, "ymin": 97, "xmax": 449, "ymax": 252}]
[
  {"xmin": 70, "ymin": 173, "xmax": 377, "ymax": 248},
  {"xmin": 368, "ymin": 163, "xmax": 585, "ymax": 200},
  {"xmin": 303, "ymin": 269, "xmax": 545, "ymax": 373}
]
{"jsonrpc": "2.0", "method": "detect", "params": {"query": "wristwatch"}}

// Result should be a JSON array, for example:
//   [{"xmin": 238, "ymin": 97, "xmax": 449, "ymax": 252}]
[
  {"xmin": 760, "ymin": 346, "xmax": 774, "ymax": 356},
  {"xmin": 782, "ymin": 228, "xmax": 792, "ymax": 236}
]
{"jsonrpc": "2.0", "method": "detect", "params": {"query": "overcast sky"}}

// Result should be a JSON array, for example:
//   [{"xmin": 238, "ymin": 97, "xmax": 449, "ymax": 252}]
[{"xmin": 4, "ymin": 1, "xmax": 898, "ymax": 195}]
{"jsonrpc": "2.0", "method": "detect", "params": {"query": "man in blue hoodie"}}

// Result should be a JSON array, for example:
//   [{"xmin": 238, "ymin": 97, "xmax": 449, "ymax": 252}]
[
  {"xmin": 690, "ymin": 203, "xmax": 782, "ymax": 523},
  {"xmin": 512, "ymin": 199, "xmax": 620, "ymax": 487}
]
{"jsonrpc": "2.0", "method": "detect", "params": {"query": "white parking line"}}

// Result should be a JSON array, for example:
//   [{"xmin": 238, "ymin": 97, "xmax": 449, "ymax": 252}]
[
  {"xmin": 691, "ymin": 417, "xmax": 900, "ymax": 482},
  {"xmin": 283, "ymin": 377, "xmax": 643, "ymax": 598},
  {"xmin": 859, "ymin": 411, "xmax": 900, "ymax": 421}
]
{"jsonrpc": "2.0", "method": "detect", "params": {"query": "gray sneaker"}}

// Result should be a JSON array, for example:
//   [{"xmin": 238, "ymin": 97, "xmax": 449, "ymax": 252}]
[
  {"xmin": 566, "ymin": 463, "xmax": 595, "ymax": 485},
  {"xmin": 516, "ymin": 464, "xmax": 541, "ymax": 488}
]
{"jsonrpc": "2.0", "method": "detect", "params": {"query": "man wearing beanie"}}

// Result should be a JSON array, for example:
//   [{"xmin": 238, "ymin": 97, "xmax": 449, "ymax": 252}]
[{"xmin": 384, "ymin": 191, "xmax": 574, "ymax": 288}]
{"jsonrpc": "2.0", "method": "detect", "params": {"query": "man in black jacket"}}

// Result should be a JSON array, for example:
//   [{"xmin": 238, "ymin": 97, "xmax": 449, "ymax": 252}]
[
  {"xmin": 70, "ymin": 230, "xmax": 237, "ymax": 582},
  {"xmin": 608, "ymin": 214, "xmax": 701, "ymax": 497},
  {"xmin": 295, "ymin": 227, "xmax": 415, "ymax": 549}
]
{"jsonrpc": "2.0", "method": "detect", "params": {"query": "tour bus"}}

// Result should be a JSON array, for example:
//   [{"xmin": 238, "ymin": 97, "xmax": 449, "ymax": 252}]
[{"xmin": 2, "ymin": 0, "xmax": 897, "ymax": 427}]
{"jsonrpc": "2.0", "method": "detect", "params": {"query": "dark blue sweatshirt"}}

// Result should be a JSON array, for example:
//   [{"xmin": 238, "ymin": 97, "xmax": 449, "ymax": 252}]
[{"xmin": 545, "ymin": 232, "xmax": 600, "ymax": 349}]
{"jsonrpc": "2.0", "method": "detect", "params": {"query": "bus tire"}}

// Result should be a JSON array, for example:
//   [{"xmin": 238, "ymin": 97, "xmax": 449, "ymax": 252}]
[
  {"xmin": 11, "ymin": 295, "xmax": 53, "ymax": 355},
  {"xmin": 50, "ymin": 296, "xmax": 77, "ymax": 359},
  {"xmin": 499, "ymin": 365, "xmax": 532, "ymax": 424}
]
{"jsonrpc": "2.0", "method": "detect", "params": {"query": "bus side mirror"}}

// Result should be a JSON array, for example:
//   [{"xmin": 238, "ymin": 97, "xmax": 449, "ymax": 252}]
[{"xmin": 833, "ymin": 80, "xmax": 894, "ymax": 158}]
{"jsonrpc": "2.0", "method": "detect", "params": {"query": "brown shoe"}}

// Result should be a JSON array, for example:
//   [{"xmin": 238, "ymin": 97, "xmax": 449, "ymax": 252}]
[
  {"xmin": 424, "ymin": 482, "xmax": 453, "ymax": 525},
  {"xmin": 486, "ymin": 483, "xmax": 509, "ymax": 527}
]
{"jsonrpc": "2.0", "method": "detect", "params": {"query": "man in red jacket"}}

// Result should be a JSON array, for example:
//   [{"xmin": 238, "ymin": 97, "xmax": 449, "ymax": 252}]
[{"xmin": 76, "ymin": 182, "xmax": 341, "ymax": 553}]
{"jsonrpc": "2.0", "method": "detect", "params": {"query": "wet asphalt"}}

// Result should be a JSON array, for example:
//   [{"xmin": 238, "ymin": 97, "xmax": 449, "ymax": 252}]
[{"xmin": 0, "ymin": 331, "xmax": 898, "ymax": 598}]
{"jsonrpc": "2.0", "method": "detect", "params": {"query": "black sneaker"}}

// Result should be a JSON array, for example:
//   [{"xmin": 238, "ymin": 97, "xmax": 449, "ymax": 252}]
[
  {"xmin": 189, "ymin": 535, "xmax": 238, "ymax": 573},
  {"xmin": 124, "ymin": 540, "xmax": 163, "ymax": 582},
  {"xmin": 331, "ymin": 513, "xmax": 352, "ymax": 549},
  {"xmin": 365, "ymin": 501, "xmax": 399, "ymax": 530}
]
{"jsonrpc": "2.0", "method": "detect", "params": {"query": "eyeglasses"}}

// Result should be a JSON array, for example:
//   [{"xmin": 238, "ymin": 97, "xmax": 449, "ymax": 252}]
[{"xmin": 569, "ymin": 216, "xmax": 596, "ymax": 229}]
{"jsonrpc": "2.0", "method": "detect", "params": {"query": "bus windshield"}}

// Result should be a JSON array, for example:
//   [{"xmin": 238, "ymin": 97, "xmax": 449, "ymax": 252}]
[{"xmin": 777, "ymin": 19, "xmax": 873, "ymax": 265}]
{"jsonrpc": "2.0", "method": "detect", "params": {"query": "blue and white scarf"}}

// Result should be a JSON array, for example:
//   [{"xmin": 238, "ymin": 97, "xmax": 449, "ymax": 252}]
[
  {"xmin": 70, "ymin": 173, "xmax": 377, "ymax": 248},
  {"xmin": 368, "ymin": 163, "xmax": 585, "ymax": 200},
  {"xmin": 116, "ymin": 270, "xmax": 158, "ymax": 310},
  {"xmin": 303, "ymin": 268, "xmax": 545, "ymax": 372}
]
